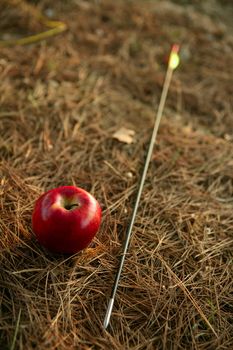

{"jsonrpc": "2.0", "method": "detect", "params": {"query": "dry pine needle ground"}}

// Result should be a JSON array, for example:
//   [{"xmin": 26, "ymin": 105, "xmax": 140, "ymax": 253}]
[{"xmin": 0, "ymin": 0, "xmax": 233, "ymax": 349}]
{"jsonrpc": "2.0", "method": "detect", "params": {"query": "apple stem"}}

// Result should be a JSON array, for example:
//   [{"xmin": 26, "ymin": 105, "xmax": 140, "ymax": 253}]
[{"xmin": 64, "ymin": 204, "xmax": 79, "ymax": 210}]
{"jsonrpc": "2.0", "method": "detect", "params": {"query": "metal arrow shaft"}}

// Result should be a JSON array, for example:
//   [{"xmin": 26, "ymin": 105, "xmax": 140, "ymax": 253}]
[{"xmin": 104, "ymin": 46, "xmax": 179, "ymax": 330}]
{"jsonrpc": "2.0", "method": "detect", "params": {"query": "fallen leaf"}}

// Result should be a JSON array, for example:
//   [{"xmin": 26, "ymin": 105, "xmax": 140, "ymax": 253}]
[
  {"xmin": 112, "ymin": 127, "xmax": 135, "ymax": 144},
  {"xmin": 183, "ymin": 125, "xmax": 193, "ymax": 134}
]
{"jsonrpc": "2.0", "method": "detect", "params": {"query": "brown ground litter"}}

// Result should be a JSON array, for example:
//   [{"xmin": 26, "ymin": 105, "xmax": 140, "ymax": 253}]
[{"xmin": 0, "ymin": 0, "xmax": 233, "ymax": 349}]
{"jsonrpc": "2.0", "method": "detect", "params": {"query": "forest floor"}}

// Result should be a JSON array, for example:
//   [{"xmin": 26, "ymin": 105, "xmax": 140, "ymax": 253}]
[{"xmin": 0, "ymin": 0, "xmax": 233, "ymax": 349}]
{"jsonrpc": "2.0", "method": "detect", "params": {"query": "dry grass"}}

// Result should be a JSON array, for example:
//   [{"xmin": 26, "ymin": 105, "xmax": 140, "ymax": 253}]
[{"xmin": 0, "ymin": 0, "xmax": 233, "ymax": 349}]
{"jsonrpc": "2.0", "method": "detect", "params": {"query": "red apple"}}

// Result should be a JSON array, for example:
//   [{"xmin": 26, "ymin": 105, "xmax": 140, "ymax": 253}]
[{"xmin": 32, "ymin": 186, "xmax": 102, "ymax": 254}]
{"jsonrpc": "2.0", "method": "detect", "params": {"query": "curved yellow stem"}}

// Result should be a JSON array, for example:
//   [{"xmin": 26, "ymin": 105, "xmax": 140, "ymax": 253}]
[{"xmin": 0, "ymin": 0, "xmax": 67, "ymax": 47}]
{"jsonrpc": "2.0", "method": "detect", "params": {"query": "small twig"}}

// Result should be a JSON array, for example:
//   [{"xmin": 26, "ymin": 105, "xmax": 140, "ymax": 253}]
[{"xmin": 10, "ymin": 308, "xmax": 22, "ymax": 350}]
